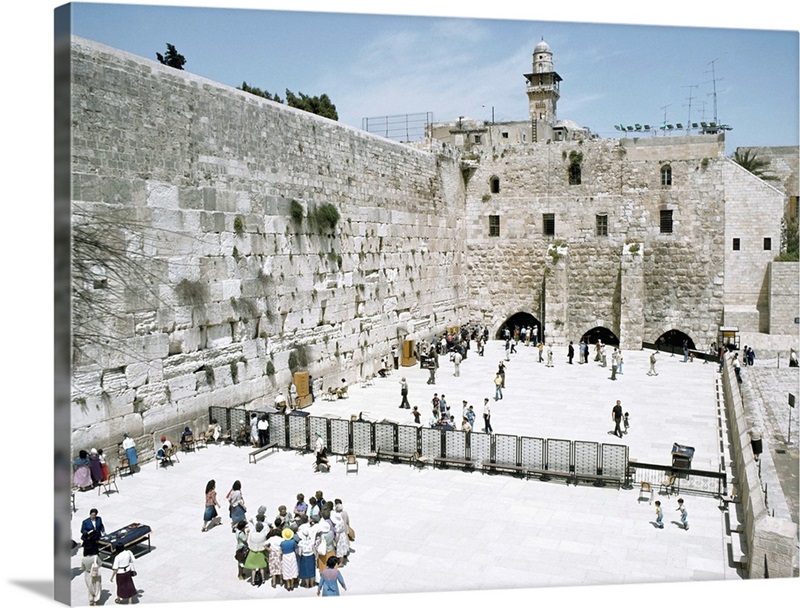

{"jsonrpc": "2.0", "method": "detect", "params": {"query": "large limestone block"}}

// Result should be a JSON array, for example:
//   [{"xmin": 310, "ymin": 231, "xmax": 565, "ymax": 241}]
[
  {"xmin": 146, "ymin": 181, "xmax": 179, "ymax": 209},
  {"xmin": 167, "ymin": 374, "xmax": 198, "ymax": 402}
]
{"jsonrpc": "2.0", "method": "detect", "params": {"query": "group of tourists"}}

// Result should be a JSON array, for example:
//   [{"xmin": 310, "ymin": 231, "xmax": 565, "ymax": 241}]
[{"xmin": 221, "ymin": 482, "xmax": 351, "ymax": 596}]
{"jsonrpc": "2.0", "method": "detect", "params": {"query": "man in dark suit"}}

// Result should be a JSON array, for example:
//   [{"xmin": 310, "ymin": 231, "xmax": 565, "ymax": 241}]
[{"xmin": 80, "ymin": 508, "xmax": 105, "ymax": 539}]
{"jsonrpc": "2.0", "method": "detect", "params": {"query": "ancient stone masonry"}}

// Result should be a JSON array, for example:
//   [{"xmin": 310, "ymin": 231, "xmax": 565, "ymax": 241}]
[
  {"xmin": 69, "ymin": 37, "xmax": 468, "ymax": 454},
  {"xmin": 463, "ymin": 136, "xmax": 730, "ymax": 349}
]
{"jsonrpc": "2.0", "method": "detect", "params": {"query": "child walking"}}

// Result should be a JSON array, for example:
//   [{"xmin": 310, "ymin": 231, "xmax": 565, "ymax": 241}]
[
  {"xmin": 676, "ymin": 498, "xmax": 689, "ymax": 530},
  {"xmin": 654, "ymin": 500, "xmax": 663, "ymax": 529},
  {"xmin": 623, "ymin": 412, "xmax": 630, "ymax": 435}
]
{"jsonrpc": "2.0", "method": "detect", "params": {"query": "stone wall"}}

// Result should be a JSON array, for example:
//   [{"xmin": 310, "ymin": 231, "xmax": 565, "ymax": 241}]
[
  {"xmin": 69, "ymin": 37, "xmax": 468, "ymax": 457},
  {"xmin": 769, "ymin": 262, "xmax": 800, "ymax": 335},
  {"xmin": 723, "ymin": 159, "xmax": 785, "ymax": 331},
  {"xmin": 720, "ymin": 354, "xmax": 798, "ymax": 578},
  {"xmin": 463, "ymin": 136, "xmax": 727, "ymax": 347}
]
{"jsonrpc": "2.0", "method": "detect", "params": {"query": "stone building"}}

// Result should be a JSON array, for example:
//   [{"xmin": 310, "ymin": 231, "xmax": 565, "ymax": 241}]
[
  {"xmin": 62, "ymin": 35, "xmax": 796, "ymax": 459},
  {"xmin": 430, "ymin": 38, "xmax": 794, "ymax": 354}
]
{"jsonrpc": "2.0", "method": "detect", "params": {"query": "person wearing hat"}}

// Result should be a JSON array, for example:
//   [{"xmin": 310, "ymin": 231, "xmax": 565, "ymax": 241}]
[{"xmin": 280, "ymin": 527, "xmax": 299, "ymax": 590}]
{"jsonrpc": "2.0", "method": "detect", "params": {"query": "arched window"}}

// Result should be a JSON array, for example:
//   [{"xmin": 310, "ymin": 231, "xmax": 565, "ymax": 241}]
[
  {"xmin": 661, "ymin": 165, "xmax": 672, "ymax": 187},
  {"xmin": 568, "ymin": 162, "xmax": 581, "ymax": 185},
  {"xmin": 489, "ymin": 176, "xmax": 500, "ymax": 194}
]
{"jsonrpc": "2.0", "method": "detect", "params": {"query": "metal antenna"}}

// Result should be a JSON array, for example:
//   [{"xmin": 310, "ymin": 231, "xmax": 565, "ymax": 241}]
[
  {"xmin": 660, "ymin": 104, "xmax": 671, "ymax": 135},
  {"xmin": 682, "ymin": 84, "xmax": 698, "ymax": 133},
  {"xmin": 706, "ymin": 58, "xmax": 723, "ymax": 125}
]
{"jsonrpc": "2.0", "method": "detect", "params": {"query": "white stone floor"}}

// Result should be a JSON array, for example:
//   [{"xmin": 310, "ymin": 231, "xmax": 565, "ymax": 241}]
[{"xmin": 59, "ymin": 342, "xmax": 780, "ymax": 608}]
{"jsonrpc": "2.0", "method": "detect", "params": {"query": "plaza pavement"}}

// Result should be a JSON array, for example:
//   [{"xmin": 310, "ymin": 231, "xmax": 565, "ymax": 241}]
[{"xmin": 69, "ymin": 341, "xmax": 744, "ymax": 607}]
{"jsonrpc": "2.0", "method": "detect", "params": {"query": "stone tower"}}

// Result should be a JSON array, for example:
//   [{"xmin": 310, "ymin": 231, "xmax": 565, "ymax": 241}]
[{"xmin": 525, "ymin": 38, "xmax": 562, "ymax": 142}]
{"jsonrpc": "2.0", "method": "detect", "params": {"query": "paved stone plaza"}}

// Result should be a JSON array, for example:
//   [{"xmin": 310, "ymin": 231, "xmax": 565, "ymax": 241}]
[{"xmin": 68, "ymin": 341, "xmax": 760, "ymax": 606}]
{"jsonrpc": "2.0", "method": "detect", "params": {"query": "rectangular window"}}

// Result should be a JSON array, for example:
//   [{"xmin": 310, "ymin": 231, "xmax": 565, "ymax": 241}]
[
  {"xmin": 501, "ymin": 132, "xmax": 509, "ymax": 139},
  {"xmin": 659, "ymin": 209, "xmax": 673, "ymax": 234},
  {"xmin": 732, "ymin": 238, "xmax": 740, "ymax": 251},
  {"xmin": 474, "ymin": 134, "xmax": 482, "ymax": 144},
  {"xmin": 543, "ymin": 213, "xmax": 555, "ymax": 236},
  {"xmin": 489, "ymin": 215, "xmax": 500, "ymax": 237},
  {"xmin": 763, "ymin": 237, "xmax": 772, "ymax": 251},
  {"xmin": 596, "ymin": 214, "xmax": 608, "ymax": 237}
]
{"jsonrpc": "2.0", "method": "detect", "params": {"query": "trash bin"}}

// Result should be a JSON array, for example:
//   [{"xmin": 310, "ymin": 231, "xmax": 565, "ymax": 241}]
[{"xmin": 671, "ymin": 443, "xmax": 695, "ymax": 470}]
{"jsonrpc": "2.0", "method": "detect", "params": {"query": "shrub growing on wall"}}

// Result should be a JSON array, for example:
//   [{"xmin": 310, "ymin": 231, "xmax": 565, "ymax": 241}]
[
  {"xmin": 311, "ymin": 203, "xmax": 340, "ymax": 233},
  {"xmin": 290, "ymin": 200, "xmax": 304, "ymax": 223}
]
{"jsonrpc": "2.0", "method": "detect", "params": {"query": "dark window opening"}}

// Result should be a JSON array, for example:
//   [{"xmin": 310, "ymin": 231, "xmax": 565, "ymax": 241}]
[
  {"xmin": 501, "ymin": 132, "xmax": 509, "ymax": 139},
  {"xmin": 490, "ymin": 176, "xmax": 500, "ymax": 194},
  {"xmin": 661, "ymin": 165, "xmax": 672, "ymax": 187},
  {"xmin": 763, "ymin": 237, "xmax": 772, "ymax": 251},
  {"xmin": 596, "ymin": 214, "xmax": 608, "ymax": 236},
  {"xmin": 489, "ymin": 215, "xmax": 500, "ymax": 237},
  {"xmin": 733, "ymin": 238, "xmax": 740, "ymax": 251},
  {"xmin": 660, "ymin": 209, "xmax": 673, "ymax": 234},
  {"xmin": 543, "ymin": 213, "xmax": 555, "ymax": 236},
  {"xmin": 568, "ymin": 163, "xmax": 581, "ymax": 185}
]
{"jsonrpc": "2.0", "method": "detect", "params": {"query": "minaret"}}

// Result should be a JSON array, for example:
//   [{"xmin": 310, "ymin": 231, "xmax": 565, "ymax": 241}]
[{"xmin": 525, "ymin": 39, "xmax": 562, "ymax": 142}]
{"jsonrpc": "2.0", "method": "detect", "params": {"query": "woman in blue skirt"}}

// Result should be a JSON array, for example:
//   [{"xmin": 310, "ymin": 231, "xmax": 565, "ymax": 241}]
[{"xmin": 227, "ymin": 480, "xmax": 247, "ymax": 532}]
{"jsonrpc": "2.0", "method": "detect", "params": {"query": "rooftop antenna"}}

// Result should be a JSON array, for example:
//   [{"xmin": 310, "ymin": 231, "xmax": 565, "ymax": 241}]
[
  {"xmin": 706, "ymin": 58, "xmax": 723, "ymax": 126},
  {"xmin": 682, "ymin": 84, "xmax": 698, "ymax": 134},
  {"xmin": 660, "ymin": 104, "xmax": 671, "ymax": 136}
]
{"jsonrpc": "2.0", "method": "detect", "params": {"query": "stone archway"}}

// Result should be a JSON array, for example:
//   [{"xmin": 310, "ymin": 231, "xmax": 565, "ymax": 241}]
[
  {"xmin": 654, "ymin": 329, "xmax": 695, "ymax": 351},
  {"xmin": 496, "ymin": 312, "xmax": 541, "ymax": 341},
  {"xmin": 579, "ymin": 326, "xmax": 620, "ymax": 347}
]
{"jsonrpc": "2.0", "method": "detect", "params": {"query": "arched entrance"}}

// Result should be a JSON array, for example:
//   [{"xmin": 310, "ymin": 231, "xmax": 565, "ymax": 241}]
[
  {"xmin": 496, "ymin": 312, "xmax": 541, "ymax": 341},
  {"xmin": 654, "ymin": 330, "xmax": 695, "ymax": 351},
  {"xmin": 580, "ymin": 326, "xmax": 620, "ymax": 347}
]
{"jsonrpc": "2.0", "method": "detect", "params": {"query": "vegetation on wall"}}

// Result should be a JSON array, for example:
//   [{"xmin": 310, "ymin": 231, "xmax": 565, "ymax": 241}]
[
  {"xmin": 290, "ymin": 200, "xmax": 304, "ymax": 223},
  {"xmin": 310, "ymin": 203, "xmax": 341, "ymax": 233},
  {"xmin": 175, "ymin": 278, "xmax": 208, "ymax": 306}
]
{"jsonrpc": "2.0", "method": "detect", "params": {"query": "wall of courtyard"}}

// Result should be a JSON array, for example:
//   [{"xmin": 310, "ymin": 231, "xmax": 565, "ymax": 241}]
[
  {"xmin": 69, "ymin": 37, "xmax": 468, "ymax": 453},
  {"xmin": 463, "ymin": 136, "xmax": 727, "ymax": 348}
]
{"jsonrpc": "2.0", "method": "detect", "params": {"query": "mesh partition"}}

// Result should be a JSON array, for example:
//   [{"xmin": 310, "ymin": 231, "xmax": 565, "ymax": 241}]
[
  {"xmin": 330, "ymin": 419, "xmax": 350, "ymax": 455},
  {"xmin": 209, "ymin": 406, "xmax": 229, "ymax": 432},
  {"xmin": 288, "ymin": 415, "xmax": 307, "ymax": 449},
  {"xmin": 469, "ymin": 432, "xmax": 491, "ymax": 464},
  {"xmin": 574, "ymin": 440, "xmax": 599, "ymax": 475},
  {"xmin": 268, "ymin": 413, "xmax": 286, "ymax": 447},
  {"xmin": 601, "ymin": 443, "xmax": 628, "ymax": 477},
  {"xmin": 420, "ymin": 428, "xmax": 441, "ymax": 459},
  {"xmin": 230, "ymin": 408, "xmax": 249, "ymax": 437},
  {"xmin": 444, "ymin": 430, "xmax": 466, "ymax": 459},
  {"xmin": 375, "ymin": 423, "xmax": 395, "ymax": 453},
  {"xmin": 520, "ymin": 437, "xmax": 545, "ymax": 469},
  {"xmin": 547, "ymin": 438, "xmax": 571, "ymax": 472},
  {"xmin": 352, "ymin": 421, "xmax": 372, "ymax": 455},
  {"xmin": 493, "ymin": 433, "xmax": 518, "ymax": 464},
  {"xmin": 309, "ymin": 417, "xmax": 327, "ymax": 448},
  {"xmin": 397, "ymin": 425, "xmax": 418, "ymax": 454}
]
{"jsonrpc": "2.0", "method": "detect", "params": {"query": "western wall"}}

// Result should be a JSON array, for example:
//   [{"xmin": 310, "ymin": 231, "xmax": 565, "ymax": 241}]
[{"xmin": 69, "ymin": 37, "xmax": 468, "ymax": 455}]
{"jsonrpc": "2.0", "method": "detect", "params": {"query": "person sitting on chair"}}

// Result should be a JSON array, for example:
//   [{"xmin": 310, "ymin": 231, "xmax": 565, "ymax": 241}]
[
  {"xmin": 180, "ymin": 426, "xmax": 193, "ymax": 446},
  {"xmin": 206, "ymin": 419, "xmax": 221, "ymax": 442}
]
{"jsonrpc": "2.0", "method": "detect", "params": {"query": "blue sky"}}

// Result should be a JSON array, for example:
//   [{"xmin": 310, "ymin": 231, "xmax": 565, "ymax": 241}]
[{"xmin": 65, "ymin": 1, "xmax": 798, "ymax": 154}]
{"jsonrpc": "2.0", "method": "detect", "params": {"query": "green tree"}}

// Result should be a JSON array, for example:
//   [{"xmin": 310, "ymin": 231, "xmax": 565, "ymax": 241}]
[
  {"xmin": 285, "ymin": 90, "xmax": 338, "ymax": 120},
  {"xmin": 238, "ymin": 81, "xmax": 283, "ymax": 103},
  {"xmin": 732, "ymin": 148, "xmax": 779, "ymax": 181},
  {"xmin": 156, "ymin": 43, "xmax": 186, "ymax": 70}
]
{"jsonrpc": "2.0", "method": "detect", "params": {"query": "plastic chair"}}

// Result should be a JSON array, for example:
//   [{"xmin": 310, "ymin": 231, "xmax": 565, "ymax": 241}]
[{"xmin": 638, "ymin": 481, "xmax": 653, "ymax": 504}]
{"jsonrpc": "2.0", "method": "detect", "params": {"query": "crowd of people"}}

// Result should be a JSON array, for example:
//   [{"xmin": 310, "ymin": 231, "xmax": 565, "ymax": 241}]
[{"xmin": 224, "ymin": 483, "xmax": 352, "ymax": 596}]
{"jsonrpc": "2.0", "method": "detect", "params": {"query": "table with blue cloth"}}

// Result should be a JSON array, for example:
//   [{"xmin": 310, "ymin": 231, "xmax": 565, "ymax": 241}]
[{"xmin": 97, "ymin": 523, "xmax": 152, "ymax": 567}]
